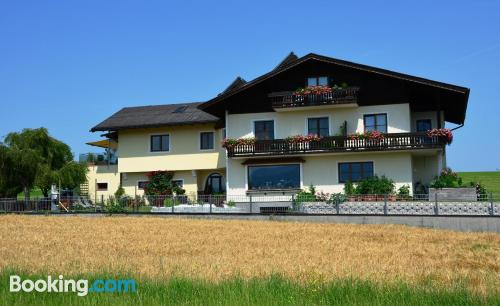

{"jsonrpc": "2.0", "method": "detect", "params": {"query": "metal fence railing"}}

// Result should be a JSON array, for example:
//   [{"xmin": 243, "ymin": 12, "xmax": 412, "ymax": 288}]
[{"xmin": 1, "ymin": 193, "xmax": 499, "ymax": 216}]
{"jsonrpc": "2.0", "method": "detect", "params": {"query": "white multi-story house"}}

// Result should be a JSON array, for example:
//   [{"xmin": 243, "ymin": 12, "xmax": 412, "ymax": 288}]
[
  {"xmin": 88, "ymin": 52, "xmax": 469, "ymax": 199},
  {"xmin": 198, "ymin": 52, "xmax": 469, "ymax": 196}
]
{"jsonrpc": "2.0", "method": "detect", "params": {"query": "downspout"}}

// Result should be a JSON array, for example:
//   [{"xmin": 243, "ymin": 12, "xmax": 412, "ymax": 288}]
[{"xmin": 451, "ymin": 123, "xmax": 464, "ymax": 131}]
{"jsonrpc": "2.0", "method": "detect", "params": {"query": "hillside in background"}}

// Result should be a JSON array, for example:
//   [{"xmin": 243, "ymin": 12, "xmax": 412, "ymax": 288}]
[{"xmin": 459, "ymin": 171, "xmax": 500, "ymax": 195}]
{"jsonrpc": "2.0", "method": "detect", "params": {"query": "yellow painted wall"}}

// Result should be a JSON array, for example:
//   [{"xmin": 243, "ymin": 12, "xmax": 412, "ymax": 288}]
[
  {"xmin": 117, "ymin": 124, "xmax": 226, "ymax": 173},
  {"xmin": 227, "ymin": 103, "xmax": 411, "ymax": 139},
  {"xmin": 121, "ymin": 169, "xmax": 226, "ymax": 198},
  {"xmin": 86, "ymin": 164, "xmax": 120, "ymax": 201},
  {"xmin": 227, "ymin": 152, "xmax": 414, "ymax": 196}
]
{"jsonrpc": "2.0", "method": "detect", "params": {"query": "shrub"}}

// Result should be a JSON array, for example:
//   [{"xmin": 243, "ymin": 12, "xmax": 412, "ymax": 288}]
[
  {"xmin": 344, "ymin": 181, "xmax": 355, "ymax": 196},
  {"xmin": 430, "ymin": 168, "xmax": 462, "ymax": 188},
  {"xmin": 144, "ymin": 170, "xmax": 185, "ymax": 196},
  {"xmin": 105, "ymin": 196, "xmax": 126, "ymax": 213},
  {"xmin": 114, "ymin": 186, "xmax": 125, "ymax": 198},
  {"xmin": 355, "ymin": 175, "xmax": 395, "ymax": 195},
  {"xmin": 468, "ymin": 181, "xmax": 488, "ymax": 201},
  {"xmin": 227, "ymin": 200, "xmax": 236, "ymax": 207},
  {"xmin": 329, "ymin": 193, "xmax": 346, "ymax": 204},
  {"xmin": 397, "ymin": 185, "xmax": 411, "ymax": 200},
  {"xmin": 296, "ymin": 185, "xmax": 317, "ymax": 202},
  {"xmin": 163, "ymin": 197, "xmax": 184, "ymax": 207}
]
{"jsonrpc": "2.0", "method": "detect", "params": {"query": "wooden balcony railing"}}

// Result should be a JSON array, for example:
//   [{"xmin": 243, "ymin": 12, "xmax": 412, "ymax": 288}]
[
  {"xmin": 226, "ymin": 133, "xmax": 446, "ymax": 157},
  {"xmin": 269, "ymin": 87, "xmax": 359, "ymax": 109}
]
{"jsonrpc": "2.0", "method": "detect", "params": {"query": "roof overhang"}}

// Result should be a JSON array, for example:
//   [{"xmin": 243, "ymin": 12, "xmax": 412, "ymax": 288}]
[{"xmin": 199, "ymin": 53, "xmax": 470, "ymax": 125}]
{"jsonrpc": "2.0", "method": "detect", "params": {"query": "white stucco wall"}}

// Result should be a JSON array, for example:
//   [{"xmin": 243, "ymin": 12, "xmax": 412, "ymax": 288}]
[
  {"xmin": 410, "ymin": 111, "xmax": 441, "ymax": 131},
  {"xmin": 227, "ymin": 152, "xmax": 414, "ymax": 196},
  {"xmin": 227, "ymin": 103, "xmax": 411, "ymax": 139}
]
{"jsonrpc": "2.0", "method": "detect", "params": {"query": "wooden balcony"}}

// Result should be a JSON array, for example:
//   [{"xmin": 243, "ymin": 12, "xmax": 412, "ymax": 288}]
[
  {"xmin": 226, "ymin": 133, "xmax": 446, "ymax": 158},
  {"xmin": 269, "ymin": 87, "xmax": 359, "ymax": 110}
]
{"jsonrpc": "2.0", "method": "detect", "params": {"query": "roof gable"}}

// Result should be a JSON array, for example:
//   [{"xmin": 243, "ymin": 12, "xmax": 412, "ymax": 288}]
[{"xmin": 199, "ymin": 53, "xmax": 470, "ymax": 124}]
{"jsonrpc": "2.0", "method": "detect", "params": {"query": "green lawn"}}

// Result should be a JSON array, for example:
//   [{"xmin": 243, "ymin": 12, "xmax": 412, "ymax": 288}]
[
  {"xmin": 459, "ymin": 171, "xmax": 500, "ymax": 195},
  {"xmin": 1, "ymin": 272, "xmax": 496, "ymax": 306},
  {"xmin": 16, "ymin": 188, "xmax": 45, "ymax": 200}
]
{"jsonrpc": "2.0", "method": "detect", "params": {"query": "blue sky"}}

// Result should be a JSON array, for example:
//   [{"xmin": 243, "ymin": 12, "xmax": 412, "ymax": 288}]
[{"xmin": 0, "ymin": 0, "xmax": 499, "ymax": 171}]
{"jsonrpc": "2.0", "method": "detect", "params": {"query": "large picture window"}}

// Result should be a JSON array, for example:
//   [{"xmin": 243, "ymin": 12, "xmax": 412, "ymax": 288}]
[
  {"xmin": 308, "ymin": 117, "xmax": 329, "ymax": 137},
  {"xmin": 254, "ymin": 120, "xmax": 274, "ymax": 140},
  {"xmin": 248, "ymin": 164, "xmax": 300, "ymax": 190},
  {"xmin": 338, "ymin": 162, "xmax": 374, "ymax": 183},
  {"xmin": 364, "ymin": 114, "xmax": 387, "ymax": 133},
  {"xmin": 150, "ymin": 134, "xmax": 170, "ymax": 152}
]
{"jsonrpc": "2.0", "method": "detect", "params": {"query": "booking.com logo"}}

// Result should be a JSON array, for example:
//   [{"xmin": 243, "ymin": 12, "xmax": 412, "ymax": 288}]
[{"xmin": 9, "ymin": 275, "xmax": 137, "ymax": 297}]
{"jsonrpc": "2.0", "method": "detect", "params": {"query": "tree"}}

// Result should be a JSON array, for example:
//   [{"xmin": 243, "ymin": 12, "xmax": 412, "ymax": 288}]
[
  {"xmin": 143, "ymin": 171, "xmax": 185, "ymax": 196},
  {"xmin": 0, "ymin": 128, "xmax": 88, "ymax": 198},
  {"xmin": 0, "ymin": 143, "xmax": 40, "ymax": 198}
]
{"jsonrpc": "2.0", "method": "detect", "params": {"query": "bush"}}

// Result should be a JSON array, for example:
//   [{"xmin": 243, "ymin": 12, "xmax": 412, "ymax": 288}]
[
  {"xmin": 397, "ymin": 185, "xmax": 411, "ymax": 200},
  {"xmin": 227, "ymin": 200, "xmax": 236, "ymax": 207},
  {"xmin": 163, "ymin": 197, "xmax": 181, "ymax": 207},
  {"xmin": 142, "ymin": 171, "xmax": 187, "ymax": 196},
  {"xmin": 430, "ymin": 168, "xmax": 462, "ymax": 188},
  {"xmin": 105, "ymin": 196, "xmax": 126, "ymax": 213},
  {"xmin": 344, "ymin": 181, "xmax": 355, "ymax": 196},
  {"xmin": 296, "ymin": 185, "xmax": 317, "ymax": 202},
  {"xmin": 355, "ymin": 175, "xmax": 395, "ymax": 195},
  {"xmin": 114, "ymin": 186, "xmax": 125, "ymax": 198}
]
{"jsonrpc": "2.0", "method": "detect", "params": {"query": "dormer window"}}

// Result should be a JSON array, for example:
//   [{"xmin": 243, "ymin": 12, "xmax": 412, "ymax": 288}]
[{"xmin": 307, "ymin": 76, "xmax": 328, "ymax": 87}]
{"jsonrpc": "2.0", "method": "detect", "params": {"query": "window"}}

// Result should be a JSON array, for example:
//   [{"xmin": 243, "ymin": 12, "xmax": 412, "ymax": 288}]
[
  {"xmin": 416, "ymin": 119, "xmax": 432, "ymax": 132},
  {"xmin": 254, "ymin": 120, "xmax": 274, "ymax": 140},
  {"xmin": 364, "ymin": 114, "xmax": 387, "ymax": 133},
  {"xmin": 308, "ymin": 117, "xmax": 329, "ymax": 137},
  {"xmin": 137, "ymin": 181, "xmax": 149, "ymax": 190},
  {"xmin": 150, "ymin": 134, "xmax": 169, "ymax": 152},
  {"xmin": 200, "ymin": 132, "xmax": 214, "ymax": 150},
  {"xmin": 248, "ymin": 164, "xmax": 300, "ymax": 190},
  {"xmin": 173, "ymin": 105, "xmax": 188, "ymax": 113},
  {"xmin": 172, "ymin": 180, "xmax": 184, "ymax": 188},
  {"xmin": 338, "ymin": 162, "xmax": 374, "ymax": 183},
  {"xmin": 205, "ymin": 173, "xmax": 224, "ymax": 194},
  {"xmin": 96, "ymin": 183, "xmax": 108, "ymax": 191},
  {"xmin": 307, "ymin": 76, "xmax": 328, "ymax": 87}
]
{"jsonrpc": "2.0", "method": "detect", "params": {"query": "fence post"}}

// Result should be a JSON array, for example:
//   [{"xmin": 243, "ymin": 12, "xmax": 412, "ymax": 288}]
[
  {"xmin": 490, "ymin": 192, "xmax": 494, "ymax": 216},
  {"xmin": 101, "ymin": 194, "xmax": 104, "ymax": 206},
  {"xmin": 384, "ymin": 194, "xmax": 388, "ymax": 215},
  {"xmin": 291, "ymin": 194, "xmax": 295, "ymax": 212},
  {"xmin": 249, "ymin": 194, "xmax": 253, "ymax": 214},
  {"xmin": 171, "ymin": 196, "xmax": 175, "ymax": 214},
  {"xmin": 335, "ymin": 199, "xmax": 340, "ymax": 214},
  {"xmin": 434, "ymin": 193, "xmax": 439, "ymax": 215},
  {"xmin": 209, "ymin": 197, "xmax": 212, "ymax": 214}
]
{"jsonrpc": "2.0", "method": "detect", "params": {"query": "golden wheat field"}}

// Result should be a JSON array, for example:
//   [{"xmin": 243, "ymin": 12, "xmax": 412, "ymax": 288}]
[{"xmin": 0, "ymin": 215, "xmax": 499, "ymax": 293}]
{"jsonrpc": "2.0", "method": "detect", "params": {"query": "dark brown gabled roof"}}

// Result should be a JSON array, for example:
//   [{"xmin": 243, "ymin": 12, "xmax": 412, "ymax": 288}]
[
  {"xmin": 90, "ymin": 102, "xmax": 219, "ymax": 132},
  {"xmin": 274, "ymin": 52, "xmax": 298, "ymax": 70},
  {"xmin": 199, "ymin": 52, "xmax": 470, "ymax": 124},
  {"xmin": 222, "ymin": 76, "xmax": 247, "ymax": 93}
]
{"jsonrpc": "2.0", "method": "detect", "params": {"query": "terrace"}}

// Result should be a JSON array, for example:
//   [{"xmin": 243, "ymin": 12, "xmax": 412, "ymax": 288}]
[
  {"xmin": 226, "ymin": 132, "xmax": 447, "ymax": 158},
  {"xmin": 269, "ymin": 86, "xmax": 359, "ymax": 111}
]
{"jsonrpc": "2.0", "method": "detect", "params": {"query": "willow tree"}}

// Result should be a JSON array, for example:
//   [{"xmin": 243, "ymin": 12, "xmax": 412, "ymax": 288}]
[{"xmin": 0, "ymin": 128, "xmax": 88, "ymax": 198}]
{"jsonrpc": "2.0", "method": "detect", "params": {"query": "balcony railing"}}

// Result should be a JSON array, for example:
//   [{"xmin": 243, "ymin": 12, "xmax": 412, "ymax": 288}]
[
  {"xmin": 269, "ymin": 87, "xmax": 359, "ymax": 109},
  {"xmin": 226, "ymin": 132, "xmax": 446, "ymax": 157}
]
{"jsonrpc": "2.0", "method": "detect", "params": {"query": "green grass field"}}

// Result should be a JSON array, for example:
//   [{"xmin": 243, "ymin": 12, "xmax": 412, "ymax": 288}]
[
  {"xmin": 1, "ymin": 272, "xmax": 497, "ymax": 306},
  {"xmin": 16, "ymin": 188, "xmax": 45, "ymax": 200},
  {"xmin": 459, "ymin": 171, "xmax": 500, "ymax": 194}
]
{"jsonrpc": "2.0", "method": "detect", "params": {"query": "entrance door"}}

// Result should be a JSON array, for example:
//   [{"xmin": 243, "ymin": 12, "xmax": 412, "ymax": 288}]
[{"xmin": 205, "ymin": 173, "xmax": 224, "ymax": 194}]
